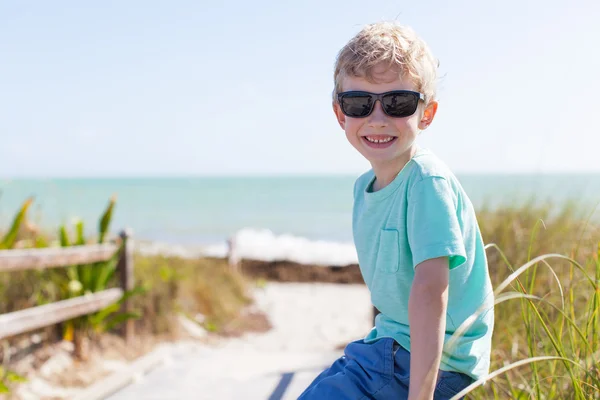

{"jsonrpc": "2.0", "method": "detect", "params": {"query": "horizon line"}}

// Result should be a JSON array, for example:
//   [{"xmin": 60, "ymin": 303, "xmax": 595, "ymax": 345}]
[{"xmin": 2, "ymin": 170, "xmax": 600, "ymax": 180}]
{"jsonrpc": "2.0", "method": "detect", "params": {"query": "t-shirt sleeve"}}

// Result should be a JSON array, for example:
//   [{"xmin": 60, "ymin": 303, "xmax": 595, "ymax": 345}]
[{"xmin": 407, "ymin": 176, "xmax": 466, "ymax": 270}]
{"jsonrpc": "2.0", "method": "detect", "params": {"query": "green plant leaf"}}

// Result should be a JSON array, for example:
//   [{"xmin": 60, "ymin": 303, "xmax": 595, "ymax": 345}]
[
  {"xmin": 75, "ymin": 219, "xmax": 85, "ymax": 245},
  {"xmin": 98, "ymin": 195, "xmax": 116, "ymax": 244},
  {"xmin": 205, "ymin": 321, "xmax": 218, "ymax": 332},
  {"xmin": 89, "ymin": 303, "xmax": 121, "ymax": 327},
  {"xmin": 92, "ymin": 256, "xmax": 119, "ymax": 292},
  {"xmin": 159, "ymin": 265, "xmax": 172, "ymax": 282},
  {"xmin": 34, "ymin": 235, "xmax": 48, "ymax": 248},
  {"xmin": 103, "ymin": 312, "xmax": 140, "ymax": 332},
  {"xmin": 78, "ymin": 264, "xmax": 92, "ymax": 291},
  {"xmin": 118, "ymin": 285, "xmax": 147, "ymax": 305},
  {"xmin": 88, "ymin": 284, "xmax": 146, "ymax": 329},
  {"xmin": 59, "ymin": 225, "xmax": 70, "ymax": 247},
  {"xmin": 1, "ymin": 197, "xmax": 33, "ymax": 249},
  {"xmin": 6, "ymin": 371, "xmax": 27, "ymax": 383}
]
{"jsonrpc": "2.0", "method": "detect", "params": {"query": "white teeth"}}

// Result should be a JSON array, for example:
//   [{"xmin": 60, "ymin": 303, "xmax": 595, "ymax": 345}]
[{"xmin": 365, "ymin": 136, "xmax": 394, "ymax": 143}]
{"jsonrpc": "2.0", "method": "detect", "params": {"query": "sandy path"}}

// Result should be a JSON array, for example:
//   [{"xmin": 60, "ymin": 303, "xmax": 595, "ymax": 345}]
[{"xmin": 107, "ymin": 282, "xmax": 373, "ymax": 400}]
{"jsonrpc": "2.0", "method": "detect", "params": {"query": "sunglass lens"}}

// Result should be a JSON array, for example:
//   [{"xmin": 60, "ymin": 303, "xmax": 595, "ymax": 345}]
[
  {"xmin": 382, "ymin": 92, "xmax": 419, "ymax": 117},
  {"xmin": 341, "ymin": 94, "xmax": 373, "ymax": 117}
]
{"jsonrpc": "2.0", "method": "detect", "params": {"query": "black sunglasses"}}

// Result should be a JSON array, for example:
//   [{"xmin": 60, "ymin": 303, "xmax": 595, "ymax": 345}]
[{"xmin": 337, "ymin": 90, "xmax": 425, "ymax": 118}]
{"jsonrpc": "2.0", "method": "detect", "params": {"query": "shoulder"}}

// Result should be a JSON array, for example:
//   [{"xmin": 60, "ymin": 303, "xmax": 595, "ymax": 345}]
[
  {"xmin": 406, "ymin": 149, "xmax": 461, "ymax": 201},
  {"xmin": 408, "ymin": 148, "xmax": 455, "ymax": 183}
]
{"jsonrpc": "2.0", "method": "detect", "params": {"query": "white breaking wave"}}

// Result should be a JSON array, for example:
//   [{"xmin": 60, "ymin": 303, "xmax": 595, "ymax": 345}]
[
  {"xmin": 136, "ymin": 228, "xmax": 358, "ymax": 267},
  {"xmin": 225, "ymin": 228, "xmax": 358, "ymax": 266}
]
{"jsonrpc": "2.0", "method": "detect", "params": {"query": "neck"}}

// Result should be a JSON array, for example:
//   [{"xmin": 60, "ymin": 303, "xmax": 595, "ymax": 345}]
[{"xmin": 371, "ymin": 145, "xmax": 419, "ymax": 192}]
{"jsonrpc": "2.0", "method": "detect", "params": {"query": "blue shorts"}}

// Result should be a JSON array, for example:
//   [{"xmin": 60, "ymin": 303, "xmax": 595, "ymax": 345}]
[{"xmin": 298, "ymin": 338, "xmax": 474, "ymax": 400}]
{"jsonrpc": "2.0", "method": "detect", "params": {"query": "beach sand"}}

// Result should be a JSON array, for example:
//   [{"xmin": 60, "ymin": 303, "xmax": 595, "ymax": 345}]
[
  {"xmin": 107, "ymin": 281, "xmax": 373, "ymax": 399},
  {"xmin": 11, "ymin": 281, "xmax": 373, "ymax": 399}
]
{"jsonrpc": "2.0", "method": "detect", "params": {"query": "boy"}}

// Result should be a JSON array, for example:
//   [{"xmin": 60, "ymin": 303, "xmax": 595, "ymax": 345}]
[{"xmin": 299, "ymin": 22, "xmax": 495, "ymax": 400}]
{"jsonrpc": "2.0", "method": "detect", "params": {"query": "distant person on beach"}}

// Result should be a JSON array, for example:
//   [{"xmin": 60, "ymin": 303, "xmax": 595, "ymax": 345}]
[{"xmin": 299, "ymin": 21, "xmax": 495, "ymax": 400}]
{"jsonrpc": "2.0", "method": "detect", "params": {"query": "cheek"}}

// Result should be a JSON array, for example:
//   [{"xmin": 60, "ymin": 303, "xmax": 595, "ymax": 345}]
[
  {"xmin": 343, "ymin": 119, "xmax": 365, "ymax": 138},
  {"xmin": 394, "ymin": 115, "xmax": 420, "ymax": 133},
  {"xmin": 345, "ymin": 129, "xmax": 361, "ymax": 146},
  {"xmin": 345, "ymin": 118, "xmax": 362, "ymax": 131},
  {"xmin": 344, "ymin": 120, "xmax": 365, "ymax": 146}
]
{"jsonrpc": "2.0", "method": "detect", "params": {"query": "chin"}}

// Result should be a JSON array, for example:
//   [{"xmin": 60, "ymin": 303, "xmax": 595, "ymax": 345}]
[{"xmin": 361, "ymin": 151, "xmax": 396, "ymax": 164}]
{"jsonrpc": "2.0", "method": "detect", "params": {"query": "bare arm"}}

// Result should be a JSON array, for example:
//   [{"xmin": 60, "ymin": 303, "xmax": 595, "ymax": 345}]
[{"xmin": 408, "ymin": 256, "xmax": 449, "ymax": 400}]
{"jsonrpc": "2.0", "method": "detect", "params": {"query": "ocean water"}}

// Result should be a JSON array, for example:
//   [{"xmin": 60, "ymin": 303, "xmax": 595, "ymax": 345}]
[{"xmin": 0, "ymin": 174, "xmax": 599, "ymax": 248}]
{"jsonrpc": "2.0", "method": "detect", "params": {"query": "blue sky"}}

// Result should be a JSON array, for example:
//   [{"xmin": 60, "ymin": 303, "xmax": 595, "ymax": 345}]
[{"xmin": 1, "ymin": 0, "xmax": 599, "ymax": 177}]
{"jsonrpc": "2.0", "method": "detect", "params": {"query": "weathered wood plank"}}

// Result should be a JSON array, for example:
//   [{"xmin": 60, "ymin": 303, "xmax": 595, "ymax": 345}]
[
  {"xmin": 0, "ymin": 243, "xmax": 118, "ymax": 272},
  {"xmin": 0, "ymin": 288, "xmax": 123, "ymax": 340},
  {"xmin": 117, "ymin": 229, "xmax": 134, "ymax": 342}
]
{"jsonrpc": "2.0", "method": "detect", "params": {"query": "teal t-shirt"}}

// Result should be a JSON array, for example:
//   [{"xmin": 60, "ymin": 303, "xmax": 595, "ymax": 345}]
[{"xmin": 353, "ymin": 148, "xmax": 495, "ymax": 381}]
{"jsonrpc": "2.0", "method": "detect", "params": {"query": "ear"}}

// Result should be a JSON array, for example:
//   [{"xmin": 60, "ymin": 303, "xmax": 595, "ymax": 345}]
[
  {"xmin": 418, "ymin": 101, "xmax": 438, "ymax": 130},
  {"xmin": 333, "ymin": 102, "xmax": 346, "ymax": 130}
]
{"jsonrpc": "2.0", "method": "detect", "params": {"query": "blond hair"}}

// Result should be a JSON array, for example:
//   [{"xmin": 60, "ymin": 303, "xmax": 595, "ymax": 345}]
[{"xmin": 333, "ymin": 21, "xmax": 439, "ymax": 104}]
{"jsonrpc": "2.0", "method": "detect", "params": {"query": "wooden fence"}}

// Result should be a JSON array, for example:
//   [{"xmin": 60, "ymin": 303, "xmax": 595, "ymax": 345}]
[{"xmin": 0, "ymin": 230, "xmax": 134, "ymax": 342}]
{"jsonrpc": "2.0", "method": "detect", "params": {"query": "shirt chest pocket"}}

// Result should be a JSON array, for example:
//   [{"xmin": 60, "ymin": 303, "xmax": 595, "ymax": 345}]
[{"xmin": 376, "ymin": 229, "xmax": 400, "ymax": 273}]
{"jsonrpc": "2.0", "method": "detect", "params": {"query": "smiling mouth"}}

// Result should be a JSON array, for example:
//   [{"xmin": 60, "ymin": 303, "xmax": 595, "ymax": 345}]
[
  {"xmin": 362, "ymin": 136, "xmax": 397, "ymax": 148},
  {"xmin": 364, "ymin": 136, "xmax": 394, "ymax": 143}
]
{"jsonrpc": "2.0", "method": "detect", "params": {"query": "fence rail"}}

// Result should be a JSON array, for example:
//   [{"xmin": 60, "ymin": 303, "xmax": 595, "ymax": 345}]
[
  {"xmin": 0, "ymin": 288, "xmax": 123, "ymax": 340},
  {"xmin": 0, "ymin": 230, "xmax": 134, "ymax": 342},
  {"xmin": 0, "ymin": 243, "xmax": 119, "ymax": 272}
]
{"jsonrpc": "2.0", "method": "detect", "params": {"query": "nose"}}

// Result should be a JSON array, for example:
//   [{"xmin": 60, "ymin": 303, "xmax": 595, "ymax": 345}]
[{"xmin": 367, "ymin": 100, "xmax": 388, "ymax": 128}]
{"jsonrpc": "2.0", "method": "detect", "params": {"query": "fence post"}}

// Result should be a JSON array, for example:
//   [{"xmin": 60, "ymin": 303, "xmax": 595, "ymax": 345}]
[
  {"xmin": 117, "ymin": 228, "xmax": 134, "ymax": 343},
  {"xmin": 227, "ymin": 236, "xmax": 240, "ymax": 272}
]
